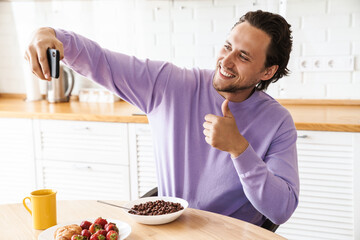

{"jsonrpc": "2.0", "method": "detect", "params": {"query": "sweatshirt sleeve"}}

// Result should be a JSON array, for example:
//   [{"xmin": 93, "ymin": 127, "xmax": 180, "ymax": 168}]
[
  {"xmin": 55, "ymin": 29, "xmax": 172, "ymax": 114},
  {"xmin": 232, "ymin": 115, "xmax": 299, "ymax": 225}
]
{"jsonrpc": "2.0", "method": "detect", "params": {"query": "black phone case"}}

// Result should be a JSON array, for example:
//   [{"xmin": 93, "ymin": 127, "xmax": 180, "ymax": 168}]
[{"xmin": 47, "ymin": 48, "xmax": 60, "ymax": 78}]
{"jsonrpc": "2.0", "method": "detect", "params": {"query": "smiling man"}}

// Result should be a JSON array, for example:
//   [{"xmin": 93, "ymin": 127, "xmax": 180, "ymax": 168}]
[
  {"xmin": 214, "ymin": 24, "xmax": 275, "ymax": 100},
  {"xmin": 25, "ymin": 10, "xmax": 299, "ymax": 227}
]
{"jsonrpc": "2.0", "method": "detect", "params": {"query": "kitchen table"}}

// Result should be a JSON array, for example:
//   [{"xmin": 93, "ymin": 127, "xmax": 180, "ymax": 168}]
[{"xmin": 1, "ymin": 200, "xmax": 286, "ymax": 240}]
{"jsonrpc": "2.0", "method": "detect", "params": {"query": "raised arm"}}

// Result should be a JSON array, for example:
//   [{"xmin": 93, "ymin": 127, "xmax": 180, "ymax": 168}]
[{"xmin": 25, "ymin": 28, "xmax": 174, "ymax": 114}]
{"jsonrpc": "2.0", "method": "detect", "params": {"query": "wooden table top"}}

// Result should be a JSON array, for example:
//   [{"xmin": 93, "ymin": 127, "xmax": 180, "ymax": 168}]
[
  {"xmin": 0, "ymin": 95, "xmax": 359, "ymax": 132},
  {"xmin": 0, "ymin": 200, "xmax": 286, "ymax": 240}
]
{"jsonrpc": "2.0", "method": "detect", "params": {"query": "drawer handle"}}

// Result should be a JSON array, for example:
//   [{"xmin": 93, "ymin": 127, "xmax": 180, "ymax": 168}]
[
  {"xmin": 72, "ymin": 164, "xmax": 92, "ymax": 171},
  {"xmin": 297, "ymin": 135, "xmax": 308, "ymax": 139},
  {"xmin": 73, "ymin": 127, "xmax": 91, "ymax": 131}
]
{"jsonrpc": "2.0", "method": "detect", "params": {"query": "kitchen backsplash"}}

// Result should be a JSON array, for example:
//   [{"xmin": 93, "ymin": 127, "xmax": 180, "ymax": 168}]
[{"xmin": 0, "ymin": 0, "xmax": 359, "ymax": 99}]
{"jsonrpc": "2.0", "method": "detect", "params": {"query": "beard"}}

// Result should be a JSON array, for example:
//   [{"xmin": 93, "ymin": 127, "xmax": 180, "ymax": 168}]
[
  {"xmin": 212, "ymin": 63, "xmax": 258, "ymax": 93},
  {"xmin": 213, "ymin": 79, "xmax": 254, "ymax": 93}
]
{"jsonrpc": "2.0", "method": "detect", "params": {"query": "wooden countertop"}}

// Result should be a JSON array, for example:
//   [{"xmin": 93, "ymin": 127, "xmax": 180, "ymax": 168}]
[
  {"xmin": 0, "ymin": 95, "xmax": 148, "ymax": 123},
  {"xmin": 279, "ymin": 99, "xmax": 360, "ymax": 132},
  {"xmin": 0, "ymin": 95, "xmax": 359, "ymax": 132}
]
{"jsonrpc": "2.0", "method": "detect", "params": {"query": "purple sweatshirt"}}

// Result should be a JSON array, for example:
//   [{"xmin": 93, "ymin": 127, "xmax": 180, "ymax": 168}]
[{"xmin": 55, "ymin": 29, "xmax": 299, "ymax": 226}]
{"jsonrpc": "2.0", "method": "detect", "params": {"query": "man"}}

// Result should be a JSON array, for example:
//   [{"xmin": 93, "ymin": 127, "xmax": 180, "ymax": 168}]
[{"xmin": 25, "ymin": 10, "xmax": 299, "ymax": 226}]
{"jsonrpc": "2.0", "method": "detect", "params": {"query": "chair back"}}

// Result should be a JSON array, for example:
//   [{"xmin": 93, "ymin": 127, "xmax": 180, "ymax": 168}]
[{"xmin": 260, "ymin": 218, "xmax": 279, "ymax": 232}]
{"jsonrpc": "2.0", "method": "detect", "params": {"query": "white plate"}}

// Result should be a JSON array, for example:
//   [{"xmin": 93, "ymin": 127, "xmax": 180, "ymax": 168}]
[
  {"xmin": 38, "ymin": 218, "xmax": 131, "ymax": 240},
  {"xmin": 123, "ymin": 196, "xmax": 188, "ymax": 225}
]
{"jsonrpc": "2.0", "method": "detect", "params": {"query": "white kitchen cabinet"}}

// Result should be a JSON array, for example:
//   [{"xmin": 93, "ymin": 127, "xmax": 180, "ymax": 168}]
[
  {"xmin": 128, "ymin": 123, "xmax": 157, "ymax": 200},
  {"xmin": 0, "ymin": 118, "xmax": 36, "ymax": 204},
  {"xmin": 33, "ymin": 119, "xmax": 131, "ymax": 201},
  {"xmin": 277, "ymin": 130, "xmax": 360, "ymax": 240},
  {"xmin": 37, "ymin": 160, "xmax": 130, "ymax": 200}
]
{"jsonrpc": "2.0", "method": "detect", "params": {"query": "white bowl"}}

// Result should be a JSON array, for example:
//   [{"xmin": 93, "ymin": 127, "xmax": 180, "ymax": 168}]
[{"xmin": 123, "ymin": 196, "xmax": 188, "ymax": 225}]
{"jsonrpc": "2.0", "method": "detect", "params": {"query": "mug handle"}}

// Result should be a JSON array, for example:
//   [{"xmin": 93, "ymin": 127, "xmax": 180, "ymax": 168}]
[{"xmin": 22, "ymin": 197, "xmax": 32, "ymax": 215}]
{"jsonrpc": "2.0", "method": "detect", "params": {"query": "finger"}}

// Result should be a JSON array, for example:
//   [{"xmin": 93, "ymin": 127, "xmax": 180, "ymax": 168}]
[
  {"xmin": 36, "ymin": 46, "xmax": 51, "ymax": 80},
  {"xmin": 203, "ymin": 129, "xmax": 211, "ymax": 137},
  {"xmin": 28, "ymin": 48, "xmax": 46, "ymax": 80},
  {"xmin": 204, "ymin": 114, "xmax": 218, "ymax": 122},
  {"xmin": 204, "ymin": 136, "xmax": 211, "ymax": 145},
  {"xmin": 221, "ymin": 99, "xmax": 233, "ymax": 118},
  {"xmin": 47, "ymin": 27, "xmax": 64, "ymax": 60},
  {"xmin": 203, "ymin": 121, "xmax": 213, "ymax": 130}
]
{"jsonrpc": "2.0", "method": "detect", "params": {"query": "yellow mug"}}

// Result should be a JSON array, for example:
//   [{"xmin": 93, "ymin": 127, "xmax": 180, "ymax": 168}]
[{"xmin": 23, "ymin": 189, "xmax": 57, "ymax": 230}]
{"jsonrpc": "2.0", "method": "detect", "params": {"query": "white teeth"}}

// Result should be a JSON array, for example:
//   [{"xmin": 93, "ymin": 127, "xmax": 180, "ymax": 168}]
[{"xmin": 220, "ymin": 67, "xmax": 235, "ymax": 78}]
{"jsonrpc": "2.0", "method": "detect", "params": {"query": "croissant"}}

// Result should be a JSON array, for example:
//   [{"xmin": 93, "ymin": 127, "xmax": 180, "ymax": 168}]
[{"xmin": 54, "ymin": 224, "xmax": 82, "ymax": 240}]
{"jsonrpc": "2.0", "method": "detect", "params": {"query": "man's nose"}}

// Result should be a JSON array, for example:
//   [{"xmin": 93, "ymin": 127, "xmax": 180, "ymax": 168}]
[{"xmin": 222, "ymin": 52, "xmax": 235, "ymax": 68}]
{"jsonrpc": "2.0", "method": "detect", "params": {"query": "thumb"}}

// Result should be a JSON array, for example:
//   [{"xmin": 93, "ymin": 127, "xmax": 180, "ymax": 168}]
[{"xmin": 221, "ymin": 99, "xmax": 233, "ymax": 118}]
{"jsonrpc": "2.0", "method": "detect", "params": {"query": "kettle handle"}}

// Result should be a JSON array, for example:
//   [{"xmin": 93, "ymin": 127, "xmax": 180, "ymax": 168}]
[{"xmin": 63, "ymin": 67, "xmax": 74, "ymax": 98}]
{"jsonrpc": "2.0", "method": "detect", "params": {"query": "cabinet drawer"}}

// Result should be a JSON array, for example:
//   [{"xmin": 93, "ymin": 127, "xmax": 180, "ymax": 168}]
[
  {"xmin": 35, "ymin": 120, "xmax": 129, "ymax": 165},
  {"xmin": 39, "ymin": 120, "xmax": 126, "ymax": 135},
  {"xmin": 297, "ymin": 130, "xmax": 353, "ymax": 145},
  {"xmin": 38, "ymin": 160, "xmax": 130, "ymax": 200},
  {"xmin": 297, "ymin": 130, "xmax": 354, "ymax": 158}
]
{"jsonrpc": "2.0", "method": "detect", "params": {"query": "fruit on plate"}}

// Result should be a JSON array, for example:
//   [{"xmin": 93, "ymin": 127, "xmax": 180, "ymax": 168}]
[
  {"xmin": 81, "ymin": 229, "xmax": 91, "ymax": 239},
  {"xmin": 106, "ymin": 230, "xmax": 118, "ymax": 240},
  {"xmin": 90, "ymin": 231, "xmax": 106, "ymax": 240},
  {"xmin": 81, "ymin": 217, "xmax": 119, "ymax": 240},
  {"xmin": 104, "ymin": 223, "xmax": 119, "ymax": 233},
  {"xmin": 89, "ymin": 223, "xmax": 103, "ymax": 234},
  {"xmin": 53, "ymin": 217, "xmax": 120, "ymax": 240},
  {"xmin": 94, "ymin": 217, "xmax": 108, "ymax": 228},
  {"xmin": 80, "ymin": 221, "xmax": 92, "ymax": 230},
  {"xmin": 71, "ymin": 235, "xmax": 87, "ymax": 240}
]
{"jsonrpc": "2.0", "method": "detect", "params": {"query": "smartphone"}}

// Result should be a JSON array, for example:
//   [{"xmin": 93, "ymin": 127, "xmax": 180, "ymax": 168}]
[{"xmin": 47, "ymin": 48, "xmax": 60, "ymax": 78}]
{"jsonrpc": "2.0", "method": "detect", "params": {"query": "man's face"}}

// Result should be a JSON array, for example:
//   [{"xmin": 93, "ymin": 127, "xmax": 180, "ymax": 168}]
[{"xmin": 213, "ymin": 21, "xmax": 271, "ymax": 96}]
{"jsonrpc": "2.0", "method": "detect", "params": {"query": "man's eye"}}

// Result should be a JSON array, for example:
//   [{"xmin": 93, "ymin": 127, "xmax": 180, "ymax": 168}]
[
  {"xmin": 224, "ymin": 45, "xmax": 231, "ymax": 50},
  {"xmin": 239, "ymin": 54, "xmax": 248, "ymax": 61}
]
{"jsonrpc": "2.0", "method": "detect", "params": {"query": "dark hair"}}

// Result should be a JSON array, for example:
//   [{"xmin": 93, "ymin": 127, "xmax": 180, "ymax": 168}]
[{"xmin": 233, "ymin": 10, "xmax": 292, "ymax": 91}]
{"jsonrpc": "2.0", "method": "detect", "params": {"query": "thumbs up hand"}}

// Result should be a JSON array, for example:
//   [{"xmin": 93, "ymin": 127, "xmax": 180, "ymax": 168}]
[
  {"xmin": 203, "ymin": 99, "xmax": 249, "ymax": 158},
  {"xmin": 221, "ymin": 98, "xmax": 234, "ymax": 118}
]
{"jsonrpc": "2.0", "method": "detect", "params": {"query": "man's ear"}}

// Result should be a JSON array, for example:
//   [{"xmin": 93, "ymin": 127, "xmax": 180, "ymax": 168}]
[{"xmin": 261, "ymin": 65, "xmax": 279, "ymax": 81}]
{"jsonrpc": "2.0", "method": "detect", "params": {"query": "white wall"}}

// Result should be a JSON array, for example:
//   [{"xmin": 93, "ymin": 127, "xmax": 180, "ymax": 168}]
[{"xmin": 0, "ymin": 0, "xmax": 359, "ymax": 99}]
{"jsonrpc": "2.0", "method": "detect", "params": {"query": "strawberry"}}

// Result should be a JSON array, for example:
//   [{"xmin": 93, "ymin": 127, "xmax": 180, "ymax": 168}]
[
  {"xmin": 106, "ymin": 230, "xmax": 118, "ymax": 240},
  {"xmin": 89, "ymin": 223, "xmax": 102, "ymax": 234},
  {"xmin": 81, "ymin": 229, "xmax": 91, "ymax": 239},
  {"xmin": 94, "ymin": 217, "xmax": 108, "ymax": 228},
  {"xmin": 90, "ymin": 231, "xmax": 106, "ymax": 240},
  {"xmin": 105, "ymin": 223, "xmax": 118, "ymax": 233},
  {"xmin": 80, "ymin": 220, "xmax": 92, "ymax": 230}
]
